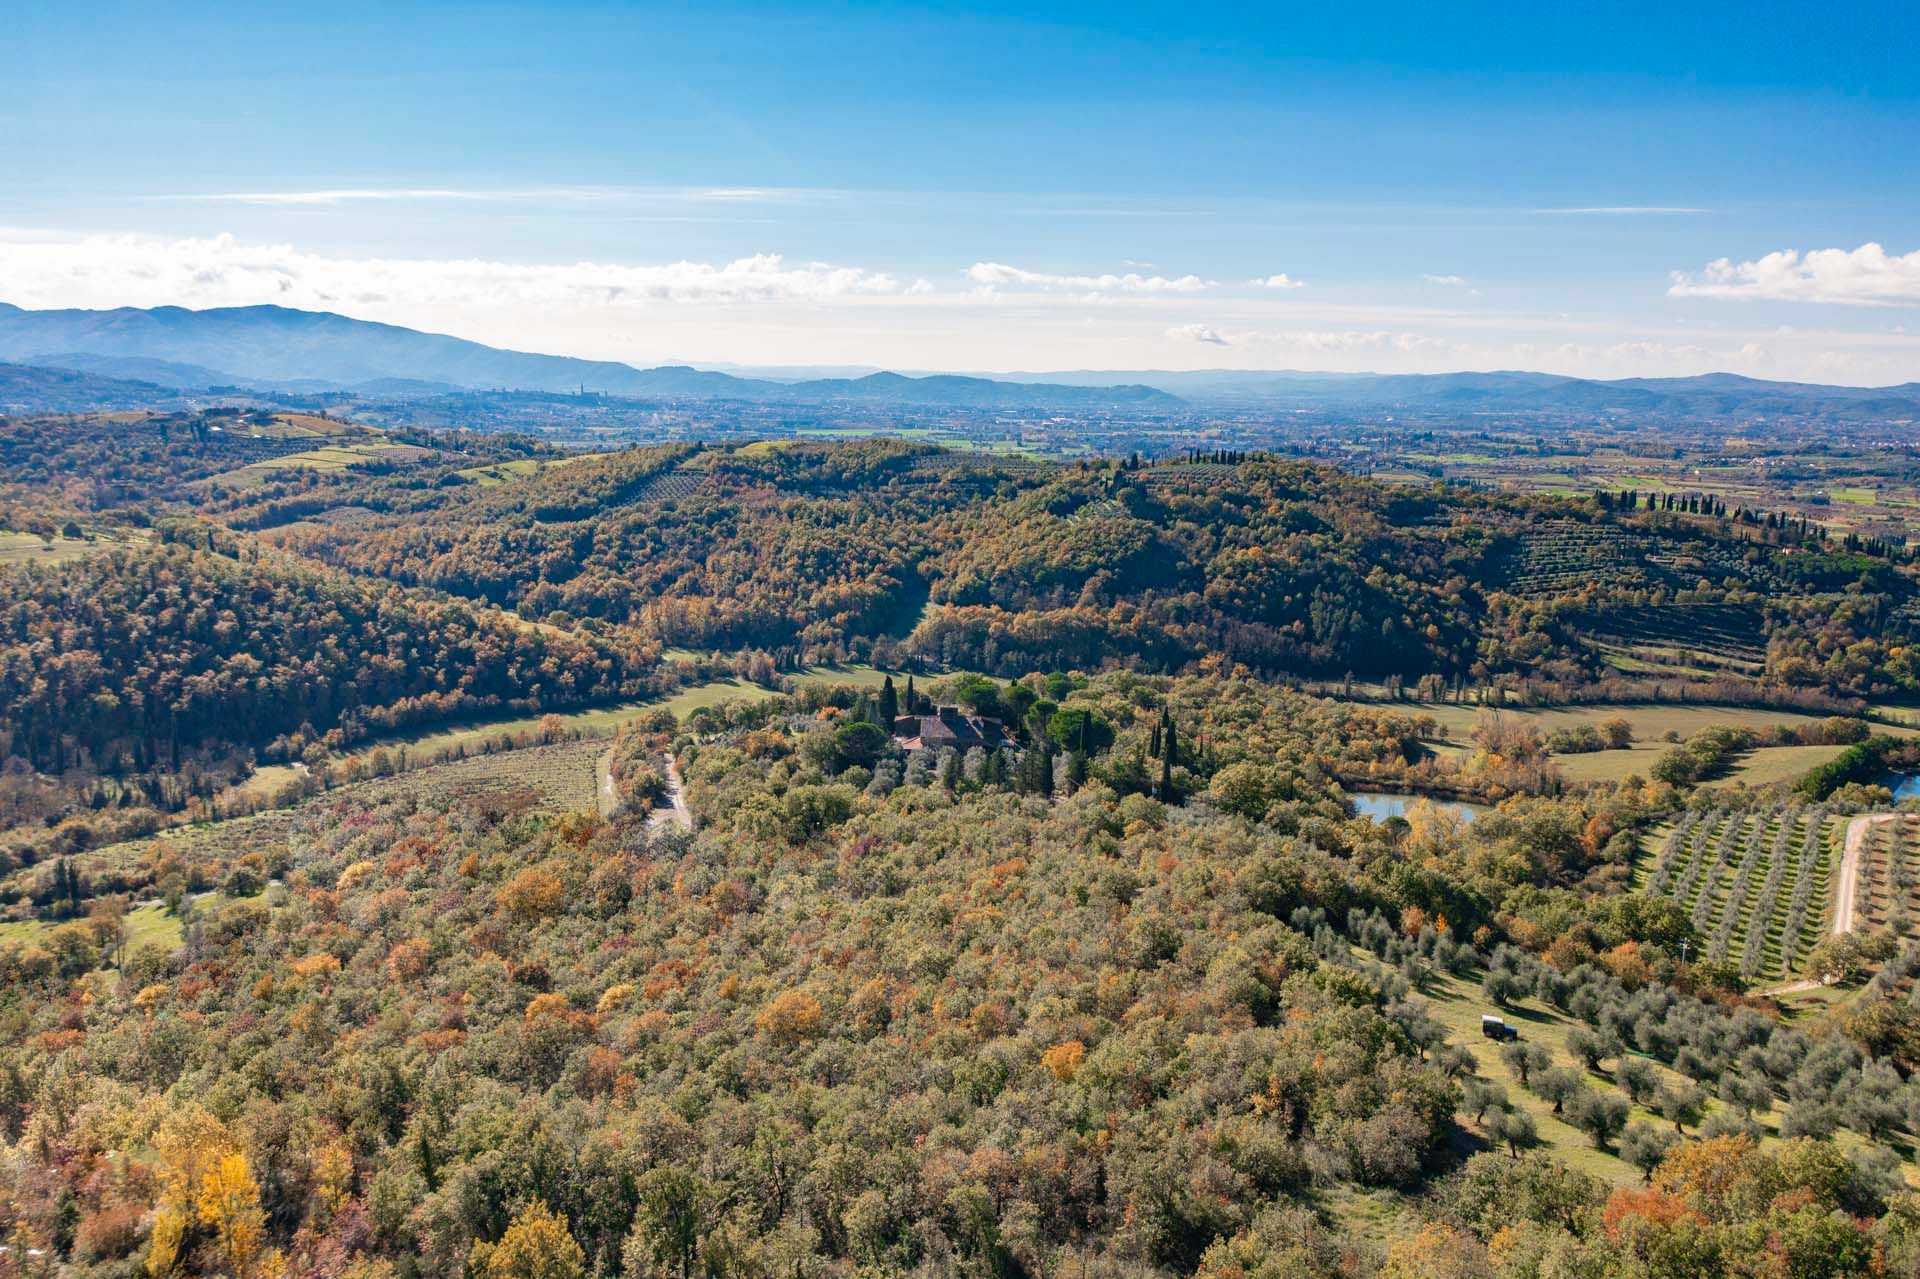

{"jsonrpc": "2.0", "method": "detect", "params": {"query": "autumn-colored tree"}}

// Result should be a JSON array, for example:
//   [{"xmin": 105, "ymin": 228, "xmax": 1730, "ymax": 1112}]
[
  {"xmin": 1379, "ymin": 1222, "xmax": 1492, "ymax": 1279},
  {"xmin": 756, "ymin": 990, "xmax": 824, "ymax": 1044},
  {"xmin": 146, "ymin": 1108, "xmax": 282, "ymax": 1279},
  {"xmin": 1041, "ymin": 1040, "xmax": 1085, "ymax": 1081},
  {"xmin": 498, "ymin": 866, "xmax": 566, "ymax": 921},
  {"xmin": 472, "ymin": 1201, "xmax": 585, "ymax": 1279}
]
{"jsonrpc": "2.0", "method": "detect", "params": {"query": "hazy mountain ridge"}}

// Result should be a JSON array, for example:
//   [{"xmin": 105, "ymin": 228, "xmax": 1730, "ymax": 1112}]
[
  {"xmin": 4, "ymin": 303, "xmax": 1919, "ymax": 420},
  {"xmin": 0, "ymin": 304, "xmax": 1180, "ymax": 410}
]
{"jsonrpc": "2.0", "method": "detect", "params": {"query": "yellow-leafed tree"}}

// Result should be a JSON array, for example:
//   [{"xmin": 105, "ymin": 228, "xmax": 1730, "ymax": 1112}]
[{"xmin": 471, "ymin": 1201, "xmax": 585, "ymax": 1279}]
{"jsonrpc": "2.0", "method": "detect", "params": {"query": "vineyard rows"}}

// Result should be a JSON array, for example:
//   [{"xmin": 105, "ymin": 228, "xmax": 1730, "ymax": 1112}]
[
  {"xmin": 1644, "ymin": 804, "xmax": 1836, "ymax": 980},
  {"xmin": 1062, "ymin": 498, "xmax": 1127, "ymax": 525},
  {"xmin": 1494, "ymin": 521, "xmax": 1643, "ymax": 594},
  {"xmin": 1494, "ymin": 521, "xmax": 1797, "ymax": 598},
  {"xmin": 631, "ymin": 470, "xmax": 709, "ymax": 504}
]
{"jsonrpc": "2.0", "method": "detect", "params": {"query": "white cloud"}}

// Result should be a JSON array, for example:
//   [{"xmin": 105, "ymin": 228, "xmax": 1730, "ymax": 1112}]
[
  {"xmin": 1263, "ymin": 329, "xmax": 1459, "ymax": 355},
  {"xmin": 965, "ymin": 262, "xmax": 1212, "ymax": 293},
  {"xmin": 0, "ymin": 232, "xmax": 905, "ymax": 310},
  {"xmin": 1257, "ymin": 273, "xmax": 1304, "ymax": 289},
  {"xmin": 1166, "ymin": 323, "xmax": 1230, "ymax": 346},
  {"xmin": 1667, "ymin": 243, "xmax": 1920, "ymax": 306},
  {"xmin": 1422, "ymin": 273, "xmax": 1468, "ymax": 286}
]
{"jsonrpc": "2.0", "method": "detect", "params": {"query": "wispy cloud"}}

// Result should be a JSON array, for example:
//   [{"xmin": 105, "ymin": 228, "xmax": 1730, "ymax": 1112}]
[
  {"xmin": 165, "ymin": 186, "xmax": 838, "ymax": 207},
  {"xmin": 1256, "ymin": 273, "xmax": 1304, "ymax": 290},
  {"xmin": 0, "ymin": 232, "xmax": 904, "ymax": 309},
  {"xmin": 1534, "ymin": 206, "xmax": 1710, "ymax": 215},
  {"xmin": 966, "ymin": 262, "xmax": 1213, "ymax": 293},
  {"xmin": 1262, "ymin": 329, "xmax": 1461, "ymax": 355},
  {"xmin": 1668, "ymin": 243, "xmax": 1920, "ymax": 305},
  {"xmin": 1167, "ymin": 323, "xmax": 1230, "ymax": 346},
  {"xmin": 1422, "ymin": 273, "xmax": 1468, "ymax": 286}
]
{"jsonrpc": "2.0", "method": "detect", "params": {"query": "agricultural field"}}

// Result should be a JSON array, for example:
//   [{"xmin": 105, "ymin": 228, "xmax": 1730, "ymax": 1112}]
[
  {"xmin": 1639, "ymin": 805, "xmax": 1839, "ymax": 981},
  {"xmin": 0, "ymin": 529, "xmax": 107, "ymax": 564},
  {"xmin": 208, "ymin": 440, "xmax": 430, "ymax": 488},
  {"xmin": 264, "ymin": 412, "xmax": 363, "ymax": 437},
  {"xmin": 1376, "ymin": 438, "xmax": 1920, "ymax": 548},
  {"xmin": 353, "ymin": 677, "xmax": 782, "ymax": 765},
  {"xmin": 1580, "ymin": 603, "xmax": 1768, "ymax": 679},
  {"xmin": 1340, "ymin": 696, "xmax": 1910, "ymax": 788},
  {"xmin": 1404, "ymin": 957, "xmax": 1907, "ymax": 1185}
]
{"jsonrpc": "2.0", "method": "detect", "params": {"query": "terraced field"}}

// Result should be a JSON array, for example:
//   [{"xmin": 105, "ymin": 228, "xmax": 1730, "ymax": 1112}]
[
  {"xmin": 1493, "ymin": 520, "xmax": 1644, "ymax": 594},
  {"xmin": 1492, "ymin": 521, "xmax": 1796, "ymax": 598},
  {"xmin": 1641, "ymin": 805, "xmax": 1839, "ymax": 980},
  {"xmin": 1580, "ymin": 602, "xmax": 1768, "ymax": 677}
]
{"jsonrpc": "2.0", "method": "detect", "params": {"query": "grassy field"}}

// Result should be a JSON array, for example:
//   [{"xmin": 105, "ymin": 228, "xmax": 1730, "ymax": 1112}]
[
  {"xmin": 1553, "ymin": 741, "xmax": 1851, "ymax": 788},
  {"xmin": 210, "ymin": 441, "xmax": 429, "ymax": 488},
  {"xmin": 455, "ymin": 458, "xmax": 550, "ymax": 486},
  {"xmin": 0, "ymin": 900, "xmax": 187, "ymax": 950},
  {"xmin": 0, "ymin": 531, "xmax": 102, "ymax": 565},
  {"xmin": 1348, "ymin": 697, "xmax": 1915, "ymax": 790},
  {"xmin": 789, "ymin": 663, "xmax": 898, "ymax": 691},
  {"xmin": 358, "ymin": 677, "xmax": 786, "ymax": 763}
]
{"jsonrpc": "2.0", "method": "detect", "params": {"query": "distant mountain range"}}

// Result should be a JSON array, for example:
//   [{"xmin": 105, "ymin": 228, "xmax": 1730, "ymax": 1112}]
[
  {"xmin": 0, "ymin": 303, "xmax": 1178, "ymax": 410},
  {"xmin": 2, "ymin": 302, "xmax": 1918, "ymax": 422},
  {"xmin": 999, "ymin": 368, "xmax": 1920, "ymax": 418}
]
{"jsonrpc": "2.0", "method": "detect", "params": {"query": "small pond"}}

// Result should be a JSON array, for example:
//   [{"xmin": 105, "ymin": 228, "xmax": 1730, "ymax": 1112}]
[
  {"xmin": 1347, "ymin": 790, "xmax": 1488, "ymax": 824},
  {"xmin": 1886, "ymin": 773, "xmax": 1920, "ymax": 802}
]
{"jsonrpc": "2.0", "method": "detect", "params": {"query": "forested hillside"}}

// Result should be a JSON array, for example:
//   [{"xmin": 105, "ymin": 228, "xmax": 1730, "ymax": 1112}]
[
  {"xmin": 216, "ymin": 436, "xmax": 1920, "ymax": 695},
  {"xmin": 0, "ymin": 538, "xmax": 667, "ymax": 862}
]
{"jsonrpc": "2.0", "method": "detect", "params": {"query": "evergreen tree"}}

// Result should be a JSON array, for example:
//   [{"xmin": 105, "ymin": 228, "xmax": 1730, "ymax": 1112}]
[
  {"xmin": 1159, "ymin": 713, "xmax": 1179, "ymax": 800},
  {"xmin": 879, "ymin": 675, "xmax": 898, "ymax": 727}
]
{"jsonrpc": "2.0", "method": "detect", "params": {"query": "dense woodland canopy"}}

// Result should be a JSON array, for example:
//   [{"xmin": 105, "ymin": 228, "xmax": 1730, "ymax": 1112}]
[
  {"xmin": 4, "ymin": 672, "xmax": 1920, "ymax": 1277},
  {"xmin": 215, "ymin": 437, "xmax": 1920, "ymax": 697}
]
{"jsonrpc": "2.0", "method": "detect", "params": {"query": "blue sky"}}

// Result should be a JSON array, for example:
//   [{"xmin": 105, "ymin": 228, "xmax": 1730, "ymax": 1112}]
[{"xmin": 7, "ymin": 1, "xmax": 1920, "ymax": 380}]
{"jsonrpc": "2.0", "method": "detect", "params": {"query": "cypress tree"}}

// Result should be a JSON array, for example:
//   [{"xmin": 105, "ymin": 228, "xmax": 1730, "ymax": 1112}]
[
  {"xmin": 1160, "ymin": 715, "xmax": 1178, "ymax": 800},
  {"xmin": 879, "ymin": 675, "xmax": 898, "ymax": 727}
]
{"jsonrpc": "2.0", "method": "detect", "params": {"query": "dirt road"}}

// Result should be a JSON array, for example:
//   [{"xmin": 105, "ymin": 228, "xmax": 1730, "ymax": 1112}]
[
  {"xmin": 1753, "ymin": 811, "xmax": 1894, "ymax": 996},
  {"xmin": 649, "ymin": 753, "xmax": 692, "ymax": 831},
  {"xmin": 1833, "ymin": 812, "xmax": 1896, "ymax": 936},
  {"xmin": 597, "ymin": 745, "xmax": 619, "ymax": 817}
]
